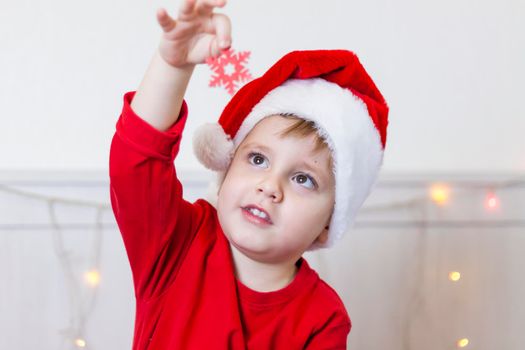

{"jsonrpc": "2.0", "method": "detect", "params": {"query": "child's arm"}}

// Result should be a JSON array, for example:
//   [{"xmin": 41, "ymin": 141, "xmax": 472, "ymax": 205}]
[
  {"xmin": 109, "ymin": 0, "xmax": 231, "ymax": 301},
  {"xmin": 131, "ymin": 0, "xmax": 231, "ymax": 132}
]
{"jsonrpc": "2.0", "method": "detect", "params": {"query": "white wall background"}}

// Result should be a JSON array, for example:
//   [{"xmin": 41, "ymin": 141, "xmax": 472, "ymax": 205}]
[
  {"xmin": 1, "ymin": 0, "xmax": 524, "ymax": 173},
  {"xmin": 1, "ymin": 0, "xmax": 524, "ymax": 349}
]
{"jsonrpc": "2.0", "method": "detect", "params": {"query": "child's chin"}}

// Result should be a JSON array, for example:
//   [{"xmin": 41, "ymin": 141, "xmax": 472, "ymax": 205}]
[{"xmin": 230, "ymin": 237, "xmax": 273, "ymax": 259}]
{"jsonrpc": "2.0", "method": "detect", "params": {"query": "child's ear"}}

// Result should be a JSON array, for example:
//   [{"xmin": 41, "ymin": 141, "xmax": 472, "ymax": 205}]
[
  {"xmin": 315, "ymin": 214, "xmax": 332, "ymax": 244},
  {"xmin": 315, "ymin": 227, "xmax": 329, "ymax": 244}
]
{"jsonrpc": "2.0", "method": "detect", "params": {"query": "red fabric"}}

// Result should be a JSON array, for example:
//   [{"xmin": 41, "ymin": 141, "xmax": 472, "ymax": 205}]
[
  {"xmin": 109, "ymin": 91, "xmax": 351, "ymax": 349},
  {"xmin": 217, "ymin": 50, "xmax": 389, "ymax": 149}
]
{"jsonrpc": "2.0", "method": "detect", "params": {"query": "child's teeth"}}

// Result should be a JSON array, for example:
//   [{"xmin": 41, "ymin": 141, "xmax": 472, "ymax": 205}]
[{"xmin": 250, "ymin": 208, "xmax": 267, "ymax": 219}]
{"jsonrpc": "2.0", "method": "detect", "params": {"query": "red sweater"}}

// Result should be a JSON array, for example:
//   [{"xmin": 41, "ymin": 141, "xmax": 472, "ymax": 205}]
[{"xmin": 109, "ymin": 91, "xmax": 351, "ymax": 349}]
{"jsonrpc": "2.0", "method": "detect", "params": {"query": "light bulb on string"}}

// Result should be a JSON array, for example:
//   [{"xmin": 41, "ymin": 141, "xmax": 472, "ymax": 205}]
[
  {"xmin": 456, "ymin": 338, "xmax": 469, "ymax": 348},
  {"xmin": 484, "ymin": 190, "xmax": 500, "ymax": 211},
  {"xmin": 429, "ymin": 183, "xmax": 451, "ymax": 206},
  {"xmin": 84, "ymin": 269, "xmax": 101, "ymax": 287},
  {"xmin": 74, "ymin": 338, "xmax": 86, "ymax": 348},
  {"xmin": 448, "ymin": 271, "xmax": 461, "ymax": 282}
]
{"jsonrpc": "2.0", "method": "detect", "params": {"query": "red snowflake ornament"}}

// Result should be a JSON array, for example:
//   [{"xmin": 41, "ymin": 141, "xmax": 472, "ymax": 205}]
[{"xmin": 206, "ymin": 48, "xmax": 253, "ymax": 95}]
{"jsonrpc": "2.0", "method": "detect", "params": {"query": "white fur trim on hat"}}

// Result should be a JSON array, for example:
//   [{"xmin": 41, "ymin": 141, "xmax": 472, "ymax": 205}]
[
  {"xmin": 234, "ymin": 78, "xmax": 384, "ymax": 250},
  {"xmin": 193, "ymin": 122, "xmax": 235, "ymax": 171}
]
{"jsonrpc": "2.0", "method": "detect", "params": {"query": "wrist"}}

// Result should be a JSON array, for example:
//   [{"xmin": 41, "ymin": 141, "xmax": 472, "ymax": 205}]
[
  {"xmin": 156, "ymin": 47, "xmax": 197, "ymax": 71},
  {"xmin": 150, "ymin": 51, "xmax": 195, "ymax": 87}
]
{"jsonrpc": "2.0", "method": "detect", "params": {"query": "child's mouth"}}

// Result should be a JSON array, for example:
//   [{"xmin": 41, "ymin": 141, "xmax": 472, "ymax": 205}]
[{"xmin": 241, "ymin": 206, "xmax": 273, "ymax": 226}]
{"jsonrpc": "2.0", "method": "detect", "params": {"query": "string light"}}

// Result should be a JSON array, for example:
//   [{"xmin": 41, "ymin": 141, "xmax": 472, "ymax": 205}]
[
  {"xmin": 429, "ymin": 183, "xmax": 451, "ymax": 206},
  {"xmin": 74, "ymin": 338, "xmax": 86, "ymax": 348},
  {"xmin": 448, "ymin": 271, "xmax": 461, "ymax": 282},
  {"xmin": 484, "ymin": 191, "xmax": 500, "ymax": 211},
  {"xmin": 457, "ymin": 338, "xmax": 469, "ymax": 348},
  {"xmin": 84, "ymin": 269, "xmax": 101, "ymax": 287},
  {"xmin": 47, "ymin": 201, "xmax": 104, "ymax": 348}
]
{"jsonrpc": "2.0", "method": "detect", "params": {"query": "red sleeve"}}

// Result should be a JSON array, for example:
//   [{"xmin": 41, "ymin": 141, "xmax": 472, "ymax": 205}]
[
  {"xmin": 109, "ymin": 91, "xmax": 200, "ymax": 301},
  {"xmin": 304, "ymin": 322, "xmax": 351, "ymax": 350}
]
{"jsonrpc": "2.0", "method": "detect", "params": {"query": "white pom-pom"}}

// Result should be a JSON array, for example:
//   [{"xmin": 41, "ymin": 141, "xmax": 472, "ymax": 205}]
[{"xmin": 193, "ymin": 123, "xmax": 235, "ymax": 171}]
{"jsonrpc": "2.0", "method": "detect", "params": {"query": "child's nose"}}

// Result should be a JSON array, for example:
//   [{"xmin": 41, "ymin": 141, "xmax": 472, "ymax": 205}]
[{"xmin": 257, "ymin": 176, "xmax": 283, "ymax": 202}]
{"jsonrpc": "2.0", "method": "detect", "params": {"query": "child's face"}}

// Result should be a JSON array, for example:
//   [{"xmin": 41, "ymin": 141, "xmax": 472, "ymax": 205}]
[{"xmin": 217, "ymin": 115, "xmax": 335, "ymax": 264}]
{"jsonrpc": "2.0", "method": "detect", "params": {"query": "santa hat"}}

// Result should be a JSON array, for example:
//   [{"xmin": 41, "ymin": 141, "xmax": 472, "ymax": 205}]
[{"xmin": 193, "ymin": 50, "xmax": 389, "ymax": 250}]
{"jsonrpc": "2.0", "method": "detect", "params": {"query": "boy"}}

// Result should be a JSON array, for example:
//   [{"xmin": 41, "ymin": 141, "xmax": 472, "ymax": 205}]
[{"xmin": 109, "ymin": 0, "xmax": 388, "ymax": 348}]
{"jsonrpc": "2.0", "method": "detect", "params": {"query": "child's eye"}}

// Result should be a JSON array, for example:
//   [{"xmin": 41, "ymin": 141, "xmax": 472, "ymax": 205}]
[
  {"xmin": 248, "ymin": 152, "xmax": 268, "ymax": 168},
  {"xmin": 292, "ymin": 173, "xmax": 317, "ymax": 190}
]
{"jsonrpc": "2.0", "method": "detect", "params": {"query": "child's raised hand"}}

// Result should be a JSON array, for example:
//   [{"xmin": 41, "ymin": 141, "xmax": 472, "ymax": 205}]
[{"xmin": 156, "ymin": 0, "xmax": 232, "ymax": 67}]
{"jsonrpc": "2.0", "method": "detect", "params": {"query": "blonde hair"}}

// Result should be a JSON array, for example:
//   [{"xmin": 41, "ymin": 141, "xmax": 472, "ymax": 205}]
[{"xmin": 277, "ymin": 113, "xmax": 334, "ymax": 169}]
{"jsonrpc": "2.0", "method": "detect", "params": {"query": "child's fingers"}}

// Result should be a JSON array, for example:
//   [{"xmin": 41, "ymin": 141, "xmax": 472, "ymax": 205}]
[
  {"xmin": 179, "ymin": 0, "xmax": 197, "ymax": 17},
  {"xmin": 210, "ymin": 13, "xmax": 231, "ymax": 49},
  {"xmin": 195, "ymin": 0, "xmax": 227, "ymax": 15},
  {"xmin": 207, "ymin": 13, "xmax": 231, "ymax": 57},
  {"xmin": 156, "ymin": 8, "xmax": 176, "ymax": 32}
]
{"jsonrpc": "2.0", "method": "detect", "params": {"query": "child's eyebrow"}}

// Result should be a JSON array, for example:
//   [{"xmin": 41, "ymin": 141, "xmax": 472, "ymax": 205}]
[{"xmin": 240, "ymin": 142, "xmax": 273, "ymax": 155}]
